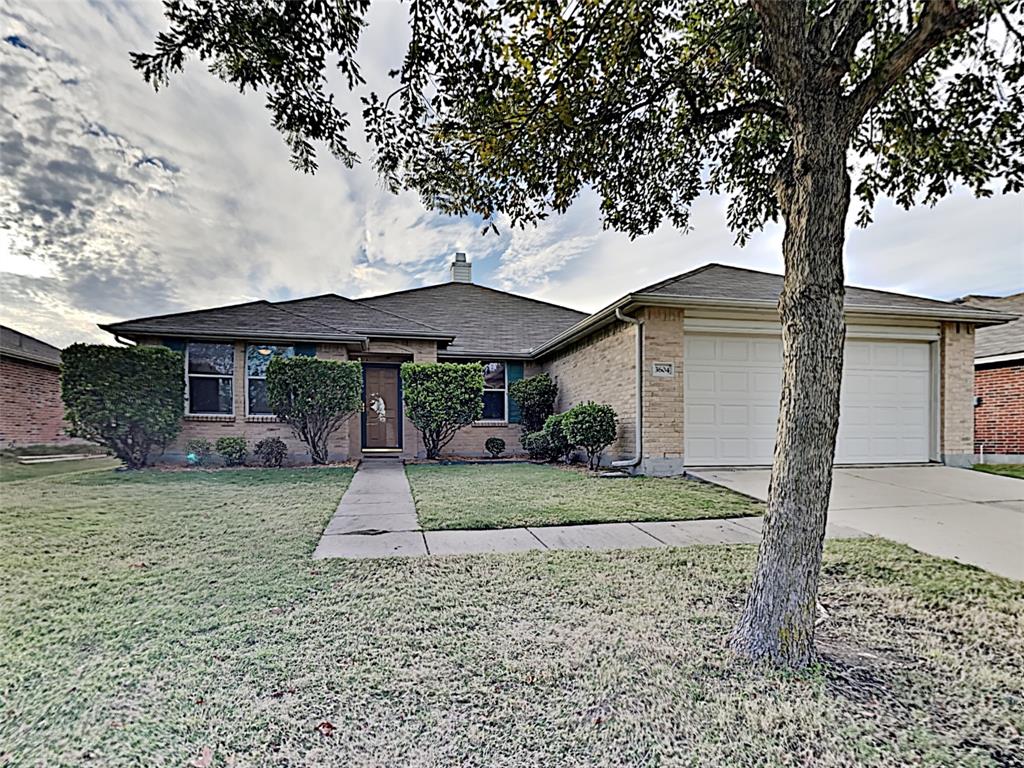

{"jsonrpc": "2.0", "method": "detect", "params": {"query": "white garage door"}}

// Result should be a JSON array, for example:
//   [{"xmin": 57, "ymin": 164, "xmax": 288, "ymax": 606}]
[{"xmin": 684, "ymin": 334, "xmax": 932, "ymax": 466}]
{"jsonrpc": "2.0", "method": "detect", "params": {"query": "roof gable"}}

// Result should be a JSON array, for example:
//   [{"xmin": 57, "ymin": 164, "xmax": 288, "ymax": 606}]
[
  {"xmin": 357, "ymin": 282, "xmax": 588, "ymax": 356},
  {"xmin": 0, "ymin": 325, "xmax": 62, "ymax": 367},
  {"xmin": 638, "ymin": 263, "xmax": 1014, "ymax": 319},
  {"xmin": 961, "ymin": 293, "xmax": 1024, "ymax": 358}
]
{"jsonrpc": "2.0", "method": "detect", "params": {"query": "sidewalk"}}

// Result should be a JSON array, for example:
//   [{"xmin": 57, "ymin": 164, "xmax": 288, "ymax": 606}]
[{"xmin": 313, "ymin": 460, "xmax": 867, "ymax": 560}]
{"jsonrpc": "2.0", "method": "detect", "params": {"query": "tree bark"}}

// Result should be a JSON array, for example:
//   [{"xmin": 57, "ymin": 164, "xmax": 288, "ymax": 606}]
[{"xmin": 730, "ymin": 104, "xmax": 850, "ymax": 668}]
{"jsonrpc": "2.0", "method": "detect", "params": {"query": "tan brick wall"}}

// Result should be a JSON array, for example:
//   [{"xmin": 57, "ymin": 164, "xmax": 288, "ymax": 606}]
[
  {"xmin": 638, "ymin": 307, "xmax": 685, "ymax": 471},
  {"xmin": 439, "ymin": 361, "xmax": 541, "ymax": 457},
  {"xmin": 940, "ymin": 321, "xmax": 975, "ymax": 462},
  {"xmin": 151, "ymin": 340, "xmax": 354, "ymax": 464},
  {"xmin": 541, "ymin": 320, "xmax": 636, "ymax": 459}
]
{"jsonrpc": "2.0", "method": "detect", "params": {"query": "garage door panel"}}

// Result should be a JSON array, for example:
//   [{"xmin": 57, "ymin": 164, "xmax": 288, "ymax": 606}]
[{"xmin": 685, "ymin": 334, "xmax": 932, "ymax": 466}]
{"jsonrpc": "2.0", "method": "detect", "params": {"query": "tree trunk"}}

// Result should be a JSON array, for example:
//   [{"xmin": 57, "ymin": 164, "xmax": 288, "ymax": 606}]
[{"xmin": 730, "ymin": 113, "xmax": 850, "ymax": 668}]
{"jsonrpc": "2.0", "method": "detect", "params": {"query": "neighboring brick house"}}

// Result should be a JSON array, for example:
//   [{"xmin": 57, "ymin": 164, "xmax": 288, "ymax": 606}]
[
  {"xmin": 101, "ymin": 257, "xmax": 1013, "ymax": 473},
  {"xmin": 0, "ymin": 325, "xmax": 69, "ymax": 447},
  {"xmin": 957, "ymin": 292, "xmax": 1024, "ymax": 463}
]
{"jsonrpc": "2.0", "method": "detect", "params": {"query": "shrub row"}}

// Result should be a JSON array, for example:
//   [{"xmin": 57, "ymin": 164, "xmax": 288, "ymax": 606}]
[
  {"xmin": 524, "ymin": 402, "xmax": 617, "ymax": 470},
  {"xmin": 184, "ymin": 436, "xmax": 288, "ymax": 467}
]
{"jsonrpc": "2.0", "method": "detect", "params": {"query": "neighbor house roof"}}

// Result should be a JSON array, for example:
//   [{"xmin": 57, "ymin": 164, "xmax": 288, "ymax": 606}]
[
  {"xmin": 533, "ymin": 263, "xmax": 1016, "ymax": 357},
  {"xmin": 956, "ymin": 292, "xmax": 1024, "ymax": 362},
  {"xmin": 0, "ymin": 325, "xmax": 62, "ymax": 367},
  {"xmin": 357, "ymin": 282, "xmax": 589, "ymax": 357},
  {"xmin": 101, "ymin": 295, "xmax": 454, "ymax": 346}
]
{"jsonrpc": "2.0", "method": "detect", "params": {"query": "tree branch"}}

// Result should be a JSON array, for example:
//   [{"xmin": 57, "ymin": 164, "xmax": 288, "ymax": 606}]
[
  {"xmin": 750, "ymin": 0, "xmax": 809, "ymax": 90},
  {"xmin": 844, "ymin": 0, "xmax": 984, "ymax": 128}
]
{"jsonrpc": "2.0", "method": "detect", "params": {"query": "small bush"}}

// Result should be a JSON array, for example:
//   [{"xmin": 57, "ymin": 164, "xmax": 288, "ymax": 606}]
[
  {"xmin": 254, "ymin": 437, "xmax": 287, "ymax": 467},
  {"xmin": 266, "ymin": 357, "xmax": 362, "ymax": 464},
  {"xmin": 542, "ymin": 412, "xmax": 575, "ymax": 463},
  {"xmin": 509, "ymin": 373, "xmax": 558, "ymax": 436},
  {"xmin": 61, "ymin": 344, "xmax": 184, "ymax": 469},
  {"xmin": 562, "ymin": 402, "xmax": 617, "ymax": 470},
  {"xmin": 401, "ymin": 362, "xmax": 484, "ymax": 459},
  {"xmin": 484, "ymin": 437, "xmax": 506, "ymax": 458},
  {"xmin": 215, "ymin": 436, "xmax": 248, "ymax": 466},
  {"xmin": 184, "ymin": 438, "xmax": 213, "ymax": 466},
  {"xmin": 523, "ymin": 430, "xmax": 553, "ymax": 461}
]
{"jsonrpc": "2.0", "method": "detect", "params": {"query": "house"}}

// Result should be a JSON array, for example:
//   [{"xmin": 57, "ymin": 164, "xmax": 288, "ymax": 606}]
[
  {"xmin": 100, "ymin": 256, "xmax": 1013, "ymax": 473},
  {"xmin": 956, "ymin": 292, "xmax": 1024, "ymax": 463},
  {"xmin": 0, "ymin": 325, "xmax": 70, "ymax": 447}
]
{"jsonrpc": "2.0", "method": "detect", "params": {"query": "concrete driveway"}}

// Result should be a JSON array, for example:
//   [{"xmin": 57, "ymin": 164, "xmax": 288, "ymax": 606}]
[{"xmin": 689, "ymin": 466, "xmax": 1024, "ymax": 580}]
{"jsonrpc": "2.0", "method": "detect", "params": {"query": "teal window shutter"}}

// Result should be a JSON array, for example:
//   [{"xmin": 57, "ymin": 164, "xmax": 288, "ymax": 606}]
[
  {"xmin": 507, "ymin": 361, "xmax": 525, "ymax": 424},
  {"xmin": 294, "ymin": 343, "xmax": 317, "ymax": 357},
  {"xmin": 162, "ymin": 339, "xmax": 186, "ymax": 353}
]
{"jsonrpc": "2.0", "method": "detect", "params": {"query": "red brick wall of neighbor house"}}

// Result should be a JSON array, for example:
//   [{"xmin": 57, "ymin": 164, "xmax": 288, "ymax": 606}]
[
  {"xmin": 0, "ymin": 357, "xmax": 71, "ymax": 447},
  {"xmin": 974, "ymin": 363, "xmax": 1024, "ymax": 454}
]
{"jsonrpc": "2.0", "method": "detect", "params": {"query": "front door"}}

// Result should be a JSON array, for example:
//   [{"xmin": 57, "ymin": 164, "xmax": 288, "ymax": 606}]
[{"xmin": 363, "ymin": 365, "xmax": 402, "ymax": 449}]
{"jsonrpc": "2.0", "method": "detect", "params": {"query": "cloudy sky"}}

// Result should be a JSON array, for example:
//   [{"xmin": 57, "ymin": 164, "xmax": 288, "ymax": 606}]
[{"xmin": 2, "ymin": 1, "xmax": 1022, "ymax": 348}]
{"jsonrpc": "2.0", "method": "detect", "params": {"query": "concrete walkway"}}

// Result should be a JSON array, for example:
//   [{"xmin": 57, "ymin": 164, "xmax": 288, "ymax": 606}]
[
  {"xmin": 313, "ymin": 459, "xmax": 866, "ymax": 560},
  {"xmin": 689, "ymin": 466, "xmax": 1024, "ymax": 581}
]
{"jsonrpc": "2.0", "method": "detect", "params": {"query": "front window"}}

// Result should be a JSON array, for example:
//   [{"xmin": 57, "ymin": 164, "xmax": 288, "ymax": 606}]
[
  {"xmin": 246, "ymin": 344, "xmax": 295, "ymax": 415},
  {"xmin": 187, "ymin": 343, "xmax": 234, "ymax": 415},
  {"xmin": 481, "ymin": 361, "xmax": 507, "ymax": 421}
]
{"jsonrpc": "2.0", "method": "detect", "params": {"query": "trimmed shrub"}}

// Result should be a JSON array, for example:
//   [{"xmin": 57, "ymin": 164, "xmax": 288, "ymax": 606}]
[
  {"xmin": 509, "ymin": 373, "xmax": 558, "ymax": 436},
  {"xmin": 523, "ymin": 430, "xmax": 552, "ymax": 461},
  {"xmin": 254, "ymin": 437, "xmax": 287, "ymax": 467},
  {"xmin": 541, "ymin": 412, "xmax": 575, "ymax": 463},
  {"xmin": 215, "ymin": 436, "xmax": 248, "ymax": 466},
  {"xmin": 266, "ymin": 357, "xmax": 362, "ymax": 464},
  {"xmin": 562, "ymin": 402, "xmax": 617, "ymax": 470},
  {"xmin": 484, "ymin": 437, "xmax": 506, "ymax": 458},
  {"xmin": 184, "ymin": 438, "xmax": 213, "ymax": 466},
  {"xmin": 401, "ymin": 362, "xmax": 484, "ymax": 459},
  {"xmin": 61, "ymin": 344, "xmax": 184, "ymax": 469}
]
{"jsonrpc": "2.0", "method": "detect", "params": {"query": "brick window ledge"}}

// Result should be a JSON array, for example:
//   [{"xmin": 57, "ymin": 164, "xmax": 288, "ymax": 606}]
[
  {"xmin": 184, "ymin": 414, "xmax": 235, "ymax": 423},
  {"xmin": 473, "ymin": 420, "xmax": 509, "ymax": 427},
  {"xmin": 245, "ymin": 415, "xmax": 280, "ymax": 423}
]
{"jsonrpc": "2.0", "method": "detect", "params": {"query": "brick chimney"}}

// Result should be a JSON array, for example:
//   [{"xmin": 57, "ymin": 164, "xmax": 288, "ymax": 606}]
[{"xmin": 450, "ymin": 252, "xmax": 472, "ymax": 283}]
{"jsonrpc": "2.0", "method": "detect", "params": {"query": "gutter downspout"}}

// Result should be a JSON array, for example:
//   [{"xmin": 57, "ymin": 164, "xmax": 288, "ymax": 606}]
[{"xmin": 611, "ymin": 308, "xmax": 644, "ymax": 471}]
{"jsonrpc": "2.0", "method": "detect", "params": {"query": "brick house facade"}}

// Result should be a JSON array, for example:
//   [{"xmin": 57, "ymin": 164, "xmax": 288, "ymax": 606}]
[
  {"xmin": 102, "ymin": 260, "xmax": 1012, "ymax": 472},
  {"xmin": 0, "ymin": 325, "xmax": 71, "ymax": 448},
  {"xmin": 958, "ymin": 292, "xmax": 1024, "ymax": 462}
]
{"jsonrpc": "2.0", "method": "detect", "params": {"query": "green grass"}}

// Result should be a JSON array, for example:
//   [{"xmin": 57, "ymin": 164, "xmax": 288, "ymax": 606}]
[
  {"xmin": 2, "ymin": 468, "xmax": 1022, "ymax": 766},
  {"xmin": 406, "ymin": 463, "xmax": 763, "ymax": 529},
  {"xmin": 0, "ymin": 453, "xmax": 122, "ymax": 482},
  {"xmin": 973, "ymin": 463, "xmax": 1024, "ymax": 479}
]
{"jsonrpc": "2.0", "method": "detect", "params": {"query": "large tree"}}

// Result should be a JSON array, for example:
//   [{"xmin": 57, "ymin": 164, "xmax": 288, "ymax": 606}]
[{"xmin": 134, "ymin": 0, "xmax": 1023, "ymax": 667}]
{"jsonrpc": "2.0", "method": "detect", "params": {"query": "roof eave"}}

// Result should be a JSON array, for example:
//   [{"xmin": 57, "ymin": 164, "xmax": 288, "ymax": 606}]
[
  {"xmin": 529, "ymin": 294, "xmax": 1017, "ymax": 358},
  {"xmin": 0, "ymin": 350, "xmax": 61, "ymax": 368},
  {"xmin": 976, "ymin": 351, "xmax": 1024, "ymax": 365},
  {"xmin": 100, "ymin": 325, "xmax": 369, "ymax": 345}
]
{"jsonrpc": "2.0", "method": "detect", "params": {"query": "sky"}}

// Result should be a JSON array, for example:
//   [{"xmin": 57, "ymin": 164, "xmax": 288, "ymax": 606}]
[{"xmin": 1, "ymin": 1, "xmax": 1022, "ymax": 348}]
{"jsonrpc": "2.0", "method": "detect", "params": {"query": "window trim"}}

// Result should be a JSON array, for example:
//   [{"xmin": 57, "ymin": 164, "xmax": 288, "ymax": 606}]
[
  {"xmin": 185, "ymin": 342, "xmax": 235, "ymax": 417},
  {"xmin": 478, "ymin": 360, "xmax": 508, "ymax": 424},
  {"xmin": 244, "ymin": 343, "xmax": 295, "ymax": 416}
]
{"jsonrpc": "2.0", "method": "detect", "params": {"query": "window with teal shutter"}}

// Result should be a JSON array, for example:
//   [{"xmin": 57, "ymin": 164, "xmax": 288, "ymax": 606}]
[{"xmin": 507, "ymin": 361, "xmax": 524, "ymax": 423}]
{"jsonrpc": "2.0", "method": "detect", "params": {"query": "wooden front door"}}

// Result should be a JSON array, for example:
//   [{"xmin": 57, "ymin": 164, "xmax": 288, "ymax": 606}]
[{"xmin": 362, "ymin": 365, "xmax": 402, "ymax": 449}]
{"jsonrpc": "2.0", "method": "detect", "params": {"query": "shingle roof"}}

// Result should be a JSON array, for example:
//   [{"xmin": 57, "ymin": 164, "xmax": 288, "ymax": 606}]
[
  {"xmin": 101, "ymin": 295, "xmax": 452, "ymax": 343},
  {"xmin": 958, "ymin": 293, "xmax": 1024, "ymax": 359},
  {"xmin": 638, "ymin": 263, "xmax": 1014, "ymax": 320},
  {"xmin": 357, "ymin": 282, "xmax": 589, "ymax": 356},
  {"xmin": 0, "ymin": 325, "xmax": 62, "ymax": 367}
]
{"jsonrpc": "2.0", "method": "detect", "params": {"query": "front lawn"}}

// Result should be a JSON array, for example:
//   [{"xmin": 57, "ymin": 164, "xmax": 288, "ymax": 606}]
[
  {"xmin": 406, "ymin": 462, "xmax": 763, "ymax": 529},
  {"xmin": 974, "ymin": 463, "xmax": 1024, "ymax": 480},
  {"xmin": 2, "ymin": 468, "xmax": 1021, "ymax": 766}
]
